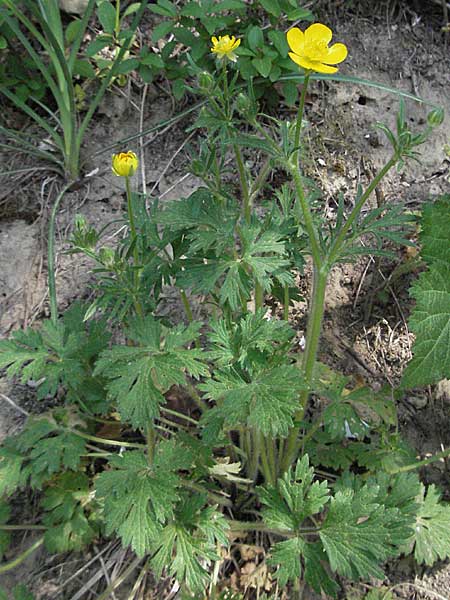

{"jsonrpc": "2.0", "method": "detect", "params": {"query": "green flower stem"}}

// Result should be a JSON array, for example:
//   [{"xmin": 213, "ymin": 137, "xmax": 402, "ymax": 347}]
[
  {"xmin": 184, "ymin": 381, "xmax": 208, "ymax": 412},
  {"xmin": 115, "ymin": 0, "xmax": 121, "ymax": 37},
  {"xmin": 180, "ymin": 289, "xmax": 194, "ymax": 322},
  {"xmin": 228, "ymin": 520, "xmax": 318, "ymax": 538},
  {"xmin": 293, "ymin": 71, "xmax": 311, "ymax": 168},
  {"xmin": 181, "ymin": 480, "xmax": 233, "ymax": 507},
  {"xmin": 248, "ymin": 429, "xmax": 260, "ymax": 482},
  {"xmin": 280, "ymin": 266, "xmax": 328, "ymax": 473},
  {"xmin": 290, "ymin": 166, "xmax": 323, "ymax": 269},
  {"xmin": 48, "ymin": 182, "xmax": 73, "ymax": 324},
  {"xmin": 259, "ymin": 432, "xmax": 275, "ymax": 486},
  {"xmin": 234, "ymin": 144, "xmax": 251, "ymax": 224},
  {"xmin": 283, "ymin": 283, "xmax": 290, "ymax": 321},
  {"xmin": 161, "ymin": 407, "xmax": 199, "ymax": 425},
  {"xmin": 328, "ymin": 155, "xmax": 397, "ymax": 264},
  {"xmin": 0, "ymin": 537, "xmax": 44, "ymax": 575},
  {"xmin": 388, "ymin": 446, "xmax": 450, "ymax": 474},
  {"xmin": 71, "ymin": 429, "xmax": 145, "ymax": 449},
  {"xmin": 0, "ymin": 524, "xmax": 46, "ymax": 531},
  {"xmin": 125, "ymin": 175, "xmax": 144, "ymax": 318}
]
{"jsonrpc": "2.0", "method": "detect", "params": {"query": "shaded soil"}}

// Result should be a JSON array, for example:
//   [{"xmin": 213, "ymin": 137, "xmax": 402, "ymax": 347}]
[{"xmin": 1, "ymin": 0, "xmax": 450, "ymax": 598}]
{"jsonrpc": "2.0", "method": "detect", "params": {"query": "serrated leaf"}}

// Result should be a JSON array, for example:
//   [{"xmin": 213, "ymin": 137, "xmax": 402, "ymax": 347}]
[
  {"xmin": 410, "ymin": 483, "xmax": 450, "ymax": 565},
  {"xmin": 151, "ymin": 497, "xmax": 228, "ymax": 593},
  {"xmin": 320, "ymin": 486, "xmax": 401, "ymax": 580},
  {"xmin": 402, "ymin": 196, "xmax": 450, "ymax": 388},
  {"xmin": 42, "ymin": 472, "xmax": 97, "ymax": 553},
  {"xmin": 201, "ymin": 365, "xmax": 306, "ymax": 437},
  {"xmin": 94, "ymin": 316, "xmax": 208, "ymax": 429},
  {"xmin": 401, "ymin": 262, "xmax": 450, "ymax": 387},
  {"xmin": 96, "ymin": 441, "xmax": 189, "ymax": 557}
]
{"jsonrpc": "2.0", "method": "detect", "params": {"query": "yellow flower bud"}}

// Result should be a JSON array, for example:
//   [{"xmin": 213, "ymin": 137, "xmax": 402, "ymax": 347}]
[{"xmin": 112, "ymin": 151, "xmax": 138, "ymax": 177}]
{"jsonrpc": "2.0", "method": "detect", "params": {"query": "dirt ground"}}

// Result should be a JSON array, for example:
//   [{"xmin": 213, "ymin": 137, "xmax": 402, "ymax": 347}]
[{"xmin": 1, "ymin": 0, "xmax": 450, "ymax": 598}]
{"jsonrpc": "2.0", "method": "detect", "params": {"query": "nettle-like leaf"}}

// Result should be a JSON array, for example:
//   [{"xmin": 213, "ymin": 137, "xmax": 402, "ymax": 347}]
[
  {"xmin": 151, "ymin": 494, "xmax": 229, "ymax": 593},
  {"xmin": 257, "ymin": 456, "xmax": 338, "ymax": 596},
  {"xmin": 0, "ymin": 303, "xmax": 110, "ymax": 405},
  {"xmin": 178, "ymin": 224, "xmax": 292, "ymax": 311},
  {"xmin": 200, "ymin": 364, "xmax": 306, "ymax": 438},
  {"xmin": 409, "ymin": 483, "xmax": 450, "ymax": 565},
  {"xmin": 208, "ymin": 310, "xmax": 294, "ymax": 374},
  {"xmin": 259, "ymin": 458, "xmax": 417, "ymax": 596},
  {"xmin": 41, "ymin": 472, "xmax": 97, "ymax": 553},
  {"xmin": 0, "ymin": 418, "xmax": 86, "ymax": 494},
  {"xmin": 94, "ymin": 316, "xmax": 208, "ymax": 429},
  {"xmin": 402, "ymin": 196, "xmax": 450, "ymax": 388},
  {"xmin": 155, "ymin": 187, "xmax": 238, "ymax": 254},
  {"xmin": 95, "ymin": 440, "xmax": 193, "ymax": 557},
  {"xmin": 319, "ymin": 482, "xmax": 407, "ymax": 581}
]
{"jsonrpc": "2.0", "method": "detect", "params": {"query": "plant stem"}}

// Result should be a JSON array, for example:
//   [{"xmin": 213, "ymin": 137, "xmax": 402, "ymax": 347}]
[
  {"xmin": 280, "ymin": 266, "xmax": 328, "ymax": 473},
  {"xmin": 0, "ymin": 524, "xmax": 46, "ymax": 531},
  {"xmin": 388, "ymin": 446, "xmax": 450, "ymax": 474},
  {"xmin": 48, "ymin": 182, "xmax": 72, "ymax": 324},
  {"xmin": 71, "ymin": 429, "xmax": 145, "ymax": 449},
  {"xmin": 146, "ymin": 424, "xmax": 155, "ymax": 464},
  {"xmin": 328, "ymin": 155, "xmax": 397, "ymax": 264},
  {"xmin": 290, "ymin": 166, "xmax": 322, "ymax": 268},
  {"xmin": 228, "ymin": 520, "xmax": 318, "ymax": 537},
  {"xmin": 234, "ymin": 144, "xmax": 251, "ymax": 224},
  {"xmin": 0, "ymin": 537, "xmax": 44, "ymax": 575},
  {"xmin": 283, "ymin": 283, "xmax": 290, "ymax": 320},
  {"xmin": 259, "ymin": 431, "xmax": 275, "ymax": 486},
  {"xmin": 293, "ymin": 71, "xmax": 311, "ymax": 168},
  {"xmin": 180, "ymin": 289, "xmax": 194, "ymax": 322},
  {"xmin": 125, "ymin": 175, "xmax": 144, "ymax": 318}
]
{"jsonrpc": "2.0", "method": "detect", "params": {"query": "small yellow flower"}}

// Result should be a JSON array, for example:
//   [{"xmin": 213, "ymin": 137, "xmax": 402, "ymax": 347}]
[
  {"xmin": 210, "ymin": 35, "xmax": 241, "ymax": 62},
  {"xmin": 112, "ymin": 151, "xmax": 138, "ymax": 177},
  {"xmin": 287, "ymin": 23, "xmax": 347, "ymax": 74}
]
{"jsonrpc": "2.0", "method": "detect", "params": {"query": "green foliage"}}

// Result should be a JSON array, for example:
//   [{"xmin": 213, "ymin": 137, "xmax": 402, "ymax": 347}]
[
  {"xmin": 151, "ymin": 494, "xmax": 229, "ymax": 592},
  {"xmin": 201, "ymin": 364, "xmax": 306, "ymax": 438},
  {"xmin": 0, "ymin": 303, "xmax": 110, "ymax": 411},
  {"xmin": 409, "ymin": 483, "xmax": 450, "ymax": 565},
  {"xmin": 402, "ymin": 196, "xmax": 450, "ymax": 387},
  {"xmin": 42, "ymin": 472, "xmax": 98, "ymax": 552},
  {"xmin": 0, "ymin": 16, "xmax": 446, "ymax": 598},
  {"xmin": 95, "ymin": 440, "xmax": 193, "ymax": 557},
  {"xmin": 0, "ymin": 417, "xmax": 86, "ymax": 494},
  {"xmin": 94, "ymin": 316, "xmax": 208, "ymax": 429},
  {"xmin": 145, "ymin": 0, "xmax": 313, "ymax": 101}
]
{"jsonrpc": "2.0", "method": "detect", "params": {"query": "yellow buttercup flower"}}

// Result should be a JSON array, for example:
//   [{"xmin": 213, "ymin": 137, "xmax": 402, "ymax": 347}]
[
  {"xmin": 287, "ymin": 23, "xmax": 347, "ymax": 74},
  {"xmin": 211, "ymin": 35, "xmax": 241, "ymax": 62},
  {"xmin": 112, "ymin": 151, "xmax": 138, "ymax": 177}
]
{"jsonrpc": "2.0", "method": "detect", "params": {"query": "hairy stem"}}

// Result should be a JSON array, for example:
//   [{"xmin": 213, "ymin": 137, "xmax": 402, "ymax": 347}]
[{"xmin": 280, "ymin": 266, "xmax": 328, "ymax": 473}]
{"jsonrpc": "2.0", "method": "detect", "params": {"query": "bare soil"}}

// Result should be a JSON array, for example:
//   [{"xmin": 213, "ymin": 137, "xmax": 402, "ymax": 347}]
[{"xmin": 1, "ymin": 0, "xmax": 450, "ymax": 598}]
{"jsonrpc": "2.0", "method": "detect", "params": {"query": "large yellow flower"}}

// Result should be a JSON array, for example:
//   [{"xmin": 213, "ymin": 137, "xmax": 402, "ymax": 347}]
[
  {"xmin": 112, "ymin": 151, "xmax": 138, "ymax": 177},
  {"xmin": 211, "ymin": 35, "xmax": 241, "ymax": 62},
  {"xmin": 287, "ymin": 23, "xmax": 347, "ymax": 74}
]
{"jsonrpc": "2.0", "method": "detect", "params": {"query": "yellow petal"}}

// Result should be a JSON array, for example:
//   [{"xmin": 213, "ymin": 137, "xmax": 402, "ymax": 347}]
[
  {"xmin": 232, "ymin": 38, "xmax": 241, "ymax": 50},
  {"xmin": 286, "ymin": 28, "xmax": 305, "ymax": 54},
  {"xmin": 325, "ymin": 42, "xmax": 347, "ymax": 64},
  {"xmin": 288, "ymin": 52, "xmax": 337, "ymax": 74},
  {"xmin": 211, "ymin": 36, "xmax": 218, "ymax": 45},
  {"xmin": 305, "ymin": 23, "xmax": 332, "ymax": 45}
]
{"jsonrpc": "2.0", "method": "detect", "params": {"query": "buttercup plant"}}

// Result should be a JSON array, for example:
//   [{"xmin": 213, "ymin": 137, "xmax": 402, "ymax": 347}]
[{"xmin": 0, "ymin": 20, "xmax": 449, "ymax": 600}]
